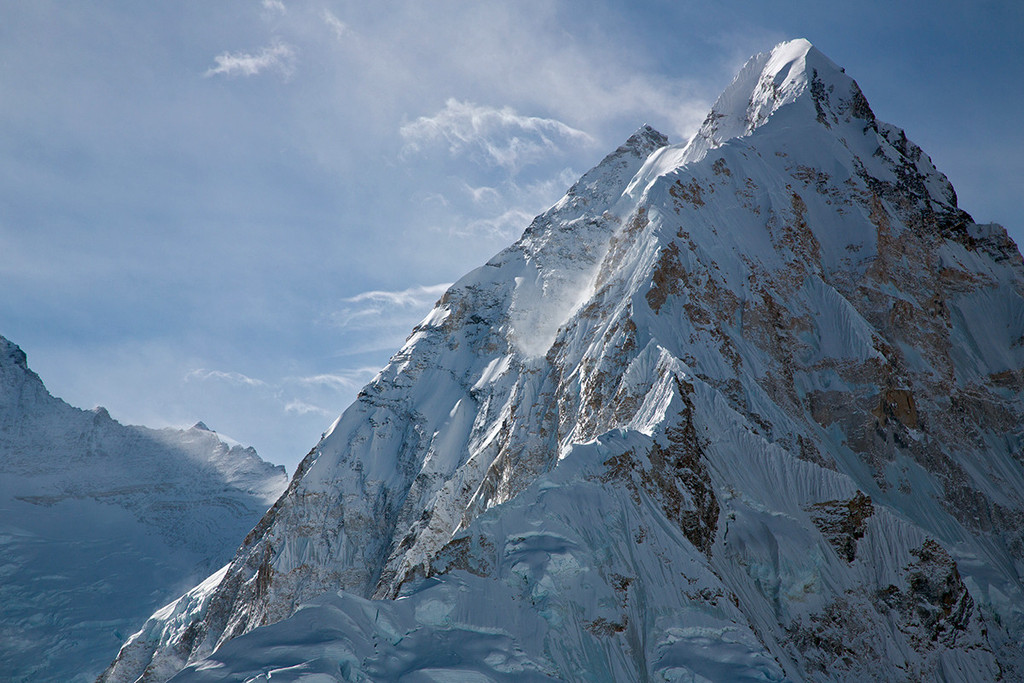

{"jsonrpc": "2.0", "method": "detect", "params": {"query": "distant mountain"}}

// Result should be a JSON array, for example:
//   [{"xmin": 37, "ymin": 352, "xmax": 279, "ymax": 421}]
[
  {"xmin": 0, "ymin": 335, "xmax": 288, "ymax": 682},
  {"xmin": 105, "ymin": 39, "xmax": 1024, "ymax": 682}
]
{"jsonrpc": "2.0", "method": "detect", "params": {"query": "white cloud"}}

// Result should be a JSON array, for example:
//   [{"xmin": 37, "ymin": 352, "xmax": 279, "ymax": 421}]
[
  {"xmin": 329, "ymin": 307, "xmax": 383, "ymax": 328},
  {"xmin": 261, "ymin": 0, "xmax": 287, "ymax": 15},
  {"xmin": 291, "ymin": 370, "xmax": 380, "ymax": 392},
  {"xmin": 284, "ymin": 399, "xmax": 332, "ymax": 417},
  {"xmin": 463, "ymin": 183, "xmax": 501, "ymax": 205},
  {"xmin": 420, "ymin": 192, "xmax": 450, "ymax": 208},
  {"xmin": 184, "ymin": 367, "xmax": 366, "ymax": 424},
  {"xmin": 456, "ymin": 208, "xmax": 536, "ymax": 240},
  {"xmin": 185, "ymin": 368, "xmax": 267, "ymax": 387},
  {"xmin": 517, "ymin": 167, "xmax": 582, "ymax": 204},
  {"xmin": 440, "ymin": 168, "xmax": 580, "ymax": 240},
  {"xmin": 400, "ymin": 99, "xmax": 593, "ymax": 172},
  {"xmin": 323, "ymin": 10, "xmax": 349, "ymax": 40},
  {"xmin": 204, "ymin": 40, "xmax": 296, "ymax": 79},
  {"xmin": 343, "ymin": 282, "xmax": 452, "ymax": 308},
  {"xmin": 323, "ymin": 282, "xmax": 454, "ymax": 356}
]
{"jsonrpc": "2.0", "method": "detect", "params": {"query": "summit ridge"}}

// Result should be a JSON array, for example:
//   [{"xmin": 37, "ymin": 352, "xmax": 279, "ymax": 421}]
[{"xmin": 690, "ymin": 38, "xmax": 844, "ymax": 151}]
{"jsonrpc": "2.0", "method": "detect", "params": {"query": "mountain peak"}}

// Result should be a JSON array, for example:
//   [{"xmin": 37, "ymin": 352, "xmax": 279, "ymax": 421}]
[
  {"xmin": 1, "ymin": 336, "xmax": 28, "ymax": 369},
  {"xmin": 0, "ymin": 334, "xmax": 290, "ymax": 682},
  {"xmin": 102, "ymin": 40, "xmax": 1024, "ymax": 683},
  {"xmin": 623, "ymin": 124, "xmax": 669, "ymax": 156},
  {"xmin": 681, "ymin": 38, "xmax": 870, "ymax": 162}
]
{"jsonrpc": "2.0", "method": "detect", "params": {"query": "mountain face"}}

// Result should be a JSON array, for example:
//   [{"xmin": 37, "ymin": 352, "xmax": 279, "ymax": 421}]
[
  {"xmin": 0, "ymin": 336, "xmax": 288, "ymax": 682},
  {"xmin": 105, "ymin": 39, "xmax": 1024, "ymax": 682}
]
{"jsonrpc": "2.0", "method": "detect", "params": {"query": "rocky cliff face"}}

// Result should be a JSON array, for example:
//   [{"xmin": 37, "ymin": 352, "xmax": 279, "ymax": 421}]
[
  {"xmin": 0, "ymin": 336, "xmax": 287, "ymax": 682},
  {"xmin": 105, "ymin": 39, "xmax": 1024, "ymax": 682}
]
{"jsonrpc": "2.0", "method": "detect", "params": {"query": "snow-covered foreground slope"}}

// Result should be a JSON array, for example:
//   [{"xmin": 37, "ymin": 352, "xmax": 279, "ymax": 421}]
[
  {"xmin": 108, "ymin": 39, "xmax": 1024, "ymax": 682},
  {"xmin": 0, "ymin": 336, "xmax": 288, "ymax": 682}
]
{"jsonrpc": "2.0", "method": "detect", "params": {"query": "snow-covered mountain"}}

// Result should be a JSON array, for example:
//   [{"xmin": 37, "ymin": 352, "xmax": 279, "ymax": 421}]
[
  {"xmin": 0, "ymin": 335, "xmax": 288, "ymax": 682},
  {"xmin": 104, "ymin": 39, "xmax": 1024, "ymax": 682}
]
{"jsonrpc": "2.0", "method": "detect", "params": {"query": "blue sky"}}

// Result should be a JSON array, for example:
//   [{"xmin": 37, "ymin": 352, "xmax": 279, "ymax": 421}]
[{"xmin": 2, "ymin": 1, "xmax": 1021, "ymax": 472}]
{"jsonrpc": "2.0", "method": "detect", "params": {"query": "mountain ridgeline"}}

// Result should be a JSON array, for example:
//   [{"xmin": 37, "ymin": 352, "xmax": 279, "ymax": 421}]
[
  {"xmin": 104, "ymin": 40, "xmax": 1024, "ymax": 682},
  {"xmin": 0, "ymin": 336, "xmax": 288, "ymax": 682}
]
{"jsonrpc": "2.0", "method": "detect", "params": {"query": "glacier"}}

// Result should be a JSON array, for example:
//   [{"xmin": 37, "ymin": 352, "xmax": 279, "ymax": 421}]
[{"xmin": 103, "ymin": 39, "xmax": 1024, "ymax": 682}]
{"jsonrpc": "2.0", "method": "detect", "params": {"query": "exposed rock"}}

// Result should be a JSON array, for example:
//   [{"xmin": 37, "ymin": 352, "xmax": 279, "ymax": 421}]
[{"xmin": 807, "ymin": 491, "xmax": 874, "ymax": 562}]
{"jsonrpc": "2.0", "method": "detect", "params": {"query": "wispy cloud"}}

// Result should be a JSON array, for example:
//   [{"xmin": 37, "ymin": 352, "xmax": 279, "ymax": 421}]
[
  {"xmin": 205, "ymin": 40, "xmax": 296, "ymax": 79},
  {"xmin": 463, "ymin": 183, "xmax": 502, "ymax": 205},
  {"xmin": 457, "ymin": 208, "xmax": 536, "ymax": 240},
  {"xmin": 183, "ymin": 366, "xmax": 375, "ymax": 426},
  {"xmin": 342, "ymin": 282, "xmax": 451, "ymax": 308},
  {"xmin": 185, "ymin": 368, "xmax": 267, "ymax": 387},
  {"xmin": 400, "ymin": 99, "xmax": 593, "ymax": 172},
  {"xmin": 438, "ymin": 168, "xmax": 580, "ymax": 240},
  {"xmin": 261, "ymin": 0, "xmax": 287, "ymax": 15},
  {"xmin": 322, "ymin": 282, "xmax": 453, "ymax": 356},
  {"xmin": 284, "ymin": 399, "xmax": 332, "ymax": 417},
  {"xmin": 323, "ymin": 10, "xmax": 349, "ymax": 40},
  {"xmin": 291, "ymin": 369, "xmax": 380, "ymax": 392}
]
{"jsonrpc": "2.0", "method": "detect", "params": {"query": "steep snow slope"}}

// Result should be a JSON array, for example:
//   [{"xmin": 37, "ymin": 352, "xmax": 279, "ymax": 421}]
[
  {"xmin": 107, "ymin": 39, "xmax": 1024, "ymax": 682},
  {"xmin": 0, "ymin": 336, "xmax": 288, "ymax": 682}
]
